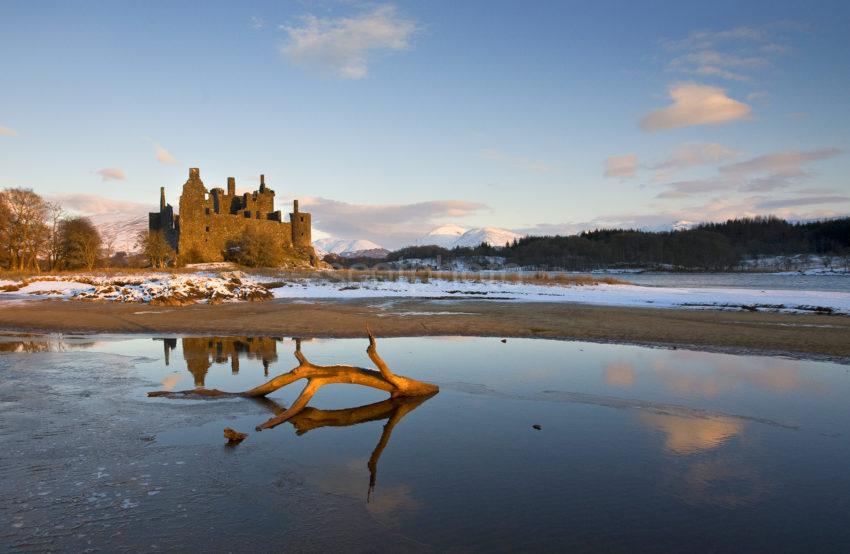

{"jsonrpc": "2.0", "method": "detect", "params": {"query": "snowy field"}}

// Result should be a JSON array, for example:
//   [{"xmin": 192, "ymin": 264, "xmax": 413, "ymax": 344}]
[{"xmin": 1, "ymin": 271, "xmax": 849, "ymax": 314}]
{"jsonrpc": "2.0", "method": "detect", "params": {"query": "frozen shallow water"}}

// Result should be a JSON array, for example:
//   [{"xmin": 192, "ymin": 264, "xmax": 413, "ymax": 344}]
[{"xmin": 1, "ymin": 335, "xmax": 850, "ymax": 552}]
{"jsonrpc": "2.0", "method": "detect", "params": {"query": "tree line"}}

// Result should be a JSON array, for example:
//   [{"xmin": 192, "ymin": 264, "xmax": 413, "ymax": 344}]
[
  {"xmin": 0, "ymin": 187, "xmax": 105, "ymax": 271},
  {"xmin": 329, "ymin": 216, "xmax": 850, "ymax": 271},
  {"xmin": 0, "ymin": 187, "xmax": 303, "ymax": 271}
]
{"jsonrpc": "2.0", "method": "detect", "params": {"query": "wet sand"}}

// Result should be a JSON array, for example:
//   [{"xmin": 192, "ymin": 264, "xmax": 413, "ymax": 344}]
[{"xmin": 1, "ymin": 298, "xmax": 849, "ymax": 361}]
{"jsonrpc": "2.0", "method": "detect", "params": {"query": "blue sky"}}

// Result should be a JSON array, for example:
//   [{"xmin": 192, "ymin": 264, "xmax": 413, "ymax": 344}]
[{"xmin": 1, "ymin": 0, "xmax": 849, "ymax": 247}]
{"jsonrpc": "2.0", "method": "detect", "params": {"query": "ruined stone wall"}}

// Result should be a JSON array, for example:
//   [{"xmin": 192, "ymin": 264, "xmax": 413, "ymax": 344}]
[
  {"xmin": 291, "ymin": 211, "xmax": 312, "ymax": 248},
  {"xmin": 178, "ymin": 212, "xmax": 293, "ymax": 262},
  {"xmin": 150, "ymin": 168, "xmax": 314, "ymax": 265}
]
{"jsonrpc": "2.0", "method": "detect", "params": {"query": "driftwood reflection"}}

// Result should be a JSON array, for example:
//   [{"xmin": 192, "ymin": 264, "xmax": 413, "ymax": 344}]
[
  {"xmin": 151, "ymin": 332, "xmax": 438, "ymax": 431},
  {"xmin": 150, "ymin": 331, "xmax": 438, "ymax": 501},
  {"xmin": 254, "ymin": 394, "xmax": 434, "ymax": 501}
]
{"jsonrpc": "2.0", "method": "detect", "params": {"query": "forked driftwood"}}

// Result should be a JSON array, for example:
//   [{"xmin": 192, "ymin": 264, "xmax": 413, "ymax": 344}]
[{"xmin": 148, "ymin": 330, "xmax": 439, "ymax": 432}]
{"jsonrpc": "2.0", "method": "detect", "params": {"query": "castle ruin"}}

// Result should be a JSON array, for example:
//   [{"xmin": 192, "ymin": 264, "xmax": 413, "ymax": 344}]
[{"xmin": 149, "ymin": 168, "xmax": 314, "ymax": 264}]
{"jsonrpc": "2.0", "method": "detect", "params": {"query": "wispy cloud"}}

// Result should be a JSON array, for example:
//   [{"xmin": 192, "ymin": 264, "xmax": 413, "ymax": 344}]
[
  {"xmin": 755, "ymin": 196, "xmax": 850, "ymax": 210},
  {"xmin": 655, "ymin": 142, "xmax": 740, "ymax": 169},
  {"xmin": 663, "ymin": 26, "xmax": 769, "ymax": 51},
  {"xmin": 154, "ymin": 143, "xmax": 176, "ymax": 165},
  {"xmin": 669, "ymin": 50, "xmax": 769, "ymax": 82},
  {"xmin": 297, "ymin": 196, "xmax": 486, "ymax": 248},
  {"xmin": 654, "ymin": 147, "xmax": 842, "ymax": 198},
  {"xmin": 480, "ymin": 148, "xmax": 554, "ymax": 173},
  {"xmin": 604, "ymin": 154, "xmax": 638, "ymax": 178},
  {"xmin": 662, "ymin": 25, "xmax": 791, "ymax": 83},
  {"xmin": 279, "ymin": 5, "xmax": 416, "ymax": 79},
  {"xmin": 640, "ymin": 82, "xmax": 751, "ymax": 132},
  {"xmin": 0, "ymin": 125, "xmax": 18, "ymax": 137},
  {"xmin": 96, "ymin": 168, "xmax": 126, "ymax": 181},
  {"xmin": 48, "ymin": 194, "xmax": 152, "ymax": 216},
  {"xmin": 517, "ymin": 195, "xmax": 850, "ymax": 236},
  {"xmin": 719, "ymin": 148, "xmax": 841, "ymax": 177},
  {"xmin": 650, "ymin": 142, "xmax": 740, "ymax": 182},
  {"xmin": 249, "ymin": 16, "xmax": 265, "ymax": 30}
]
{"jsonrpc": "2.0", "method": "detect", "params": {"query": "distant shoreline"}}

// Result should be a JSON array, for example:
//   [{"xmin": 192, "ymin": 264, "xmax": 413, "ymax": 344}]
[{"xmin": 1, "ymin": 298, "xmax": 849, "ymax": 363}]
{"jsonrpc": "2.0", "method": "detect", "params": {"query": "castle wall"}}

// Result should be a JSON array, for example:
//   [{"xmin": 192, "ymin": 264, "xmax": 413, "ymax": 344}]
[
  {"xmin": 149, "ymin": 168, "xmax": 314, "ymax": 265},
  {"xmin": 291, "ymin": 211, "xmax": 312, "ymax": 248},
  {"xmin": 178, "ymin": 212, "xmax": 293, "ymax": 262}
]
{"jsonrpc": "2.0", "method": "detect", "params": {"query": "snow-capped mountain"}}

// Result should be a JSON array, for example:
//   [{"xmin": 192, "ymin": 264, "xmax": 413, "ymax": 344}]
[
  {"xmin": 672, "ymin": 220, "xmax": 695, "ymax": 231},
  {"xmin": 313, "ymin": 238, "xmax": 388, "ymax": 258},
  {"xmin": 415, "ymin": 225, "xmax": 522, "ymax": 249},
  {"xmin": 453, "ymin": 227, "xmax": 521, "ymax": 248},
  {"xmin": 90, "ymin": 213, "xmax": 149, "ymax": 253},
  {"xmin": 416, "ymin": 224, "xmax": 469, "ymax": 248}
]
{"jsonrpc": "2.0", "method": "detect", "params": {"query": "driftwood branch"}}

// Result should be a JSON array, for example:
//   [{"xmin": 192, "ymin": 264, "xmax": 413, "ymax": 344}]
[{"xmin": 148, "ymin": 332, "xmax": 439, "ymax": 434}]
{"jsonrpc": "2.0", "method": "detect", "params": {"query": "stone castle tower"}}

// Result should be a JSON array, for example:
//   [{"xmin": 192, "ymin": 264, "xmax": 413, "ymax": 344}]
[{"xmin": 149, "ymin": 168, "xmax": 315, "ymax": 264}]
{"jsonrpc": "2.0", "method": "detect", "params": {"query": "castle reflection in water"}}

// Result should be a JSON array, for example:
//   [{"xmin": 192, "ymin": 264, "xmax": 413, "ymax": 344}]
[{"xmin": 158, "ymin": 337, "xmax": 282, "ymax": 386}]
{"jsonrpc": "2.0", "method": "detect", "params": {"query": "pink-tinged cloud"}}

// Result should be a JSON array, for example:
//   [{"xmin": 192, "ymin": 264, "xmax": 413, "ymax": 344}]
[
  {"xmin": 515, "ymin": 196, "xmax": 850, "ymax": 237},
  {"xmin": 154, "ymin": 143, "xmax": 176, "ymax": 165},
  {"xmin": 0, "ymin": 125, "xmax": 18, "ymax": 136},
  {"xmin": 604, "ymin": 154, "xmax": 638, "ymax": 178},
  {"xmin": 296, "ymin": 196, "xmax": 487, "ymax": 249},
  {"xmin": 48, "ymin": 194, "xmax": 153, "ymax": 216},
  {"xmin": 655, "ymin": 142, "xmax": 740, "ymax": 170},
  {"xmin": 640, "ymin": 83, "xmax": 751, "ymax": 132},
  {"xmin": 653, "ymin": 148, "xmax": 842, "ymax": 197},
  {"xmin": 719, "ymin": 148, "xmax": 841, "ymax": 176},
  {"xmin": 96, "ymin": 168, "xmax": 126, "ymax": 181}
]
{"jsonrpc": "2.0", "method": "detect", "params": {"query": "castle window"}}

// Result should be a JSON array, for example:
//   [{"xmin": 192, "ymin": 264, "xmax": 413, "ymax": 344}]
[
  {"xmin": 205, "ymin": 226, "xmax": 210, "ymax": 232},
  {"xmin": 205, "ymin": 208, "xmax": 210, "ymax": 215}
]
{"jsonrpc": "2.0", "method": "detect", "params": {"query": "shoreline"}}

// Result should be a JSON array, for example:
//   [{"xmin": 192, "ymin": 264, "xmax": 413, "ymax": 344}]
[{"xmin": 1, "ymin": 298, "xmax": 849, "ymax": 363}]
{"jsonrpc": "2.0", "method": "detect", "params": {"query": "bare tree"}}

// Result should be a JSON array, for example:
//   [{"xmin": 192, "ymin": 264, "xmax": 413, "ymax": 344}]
[
  {"xmin": 2, "ymin": 188, "xmax": 50, "ymax": 271},
  {"xmin": 46, "ymin": 201, "xmax": 66, "ymax": 270},
  {"xmin": 0, "ymin": 190, "xmax": 11, "ymax": 269},
  {"xmin": 137, "ymin": 229, "xmax": 175, "ymax": 268},
  {"xmin": 101, "ymin": 231, "xmax": 118, "ymax": 268}
]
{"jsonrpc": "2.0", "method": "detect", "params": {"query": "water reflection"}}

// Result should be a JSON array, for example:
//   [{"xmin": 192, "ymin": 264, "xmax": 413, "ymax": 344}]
[
  {"xmin": 638, "ymin": 412, "xmax": 744, "ymax": 455},
  {"xmin": 255, "ymin": 394, "xmax": 432, "ymax": 501},
  {"xmin": 651, "ymin": 351, "xmax": 824, "ymax": 397},
  {"xmin": 158, "ymin": 337, "xmax": 280, "ymax": 386},
  {"xmin": 604, "ymin": 361, "xmax": 635, "ymax": 388},
  {"xmin": 5, "ymin": 334, "xmax": 850, "ymax": 550},
  {"xmin": 151, "ymin": 334, "xmax": 437, "ymax": 501}
]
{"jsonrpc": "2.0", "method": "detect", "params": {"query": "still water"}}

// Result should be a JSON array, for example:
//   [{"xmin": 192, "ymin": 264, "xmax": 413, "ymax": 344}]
[{"xmin": 1, "ymin": 335, "xmax": 849, "ymax": 552}]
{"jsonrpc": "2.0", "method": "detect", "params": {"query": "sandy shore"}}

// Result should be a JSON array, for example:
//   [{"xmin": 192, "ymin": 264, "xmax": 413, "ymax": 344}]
[{"xmin": 1, "ymin": 298, "xmax": 849, "ymax": 362}]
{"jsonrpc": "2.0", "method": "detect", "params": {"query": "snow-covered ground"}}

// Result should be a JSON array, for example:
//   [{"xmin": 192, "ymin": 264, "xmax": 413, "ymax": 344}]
[
  {"xmin": 268, "ymin": 278, "xmax": 850, "ymax": 314},
  {"xmin": 1, "ymin": 272, "xmax": 849, "ymax": 314},
  {"xmin": 0, "ymin": 273, "xmax": 271, "ymax": 305}
]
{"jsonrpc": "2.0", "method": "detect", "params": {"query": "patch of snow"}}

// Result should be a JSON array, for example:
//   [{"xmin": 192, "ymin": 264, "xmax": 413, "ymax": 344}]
[{"xmin": 16, "ymin": 280, "xmax": 94, "ymax": 296}]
